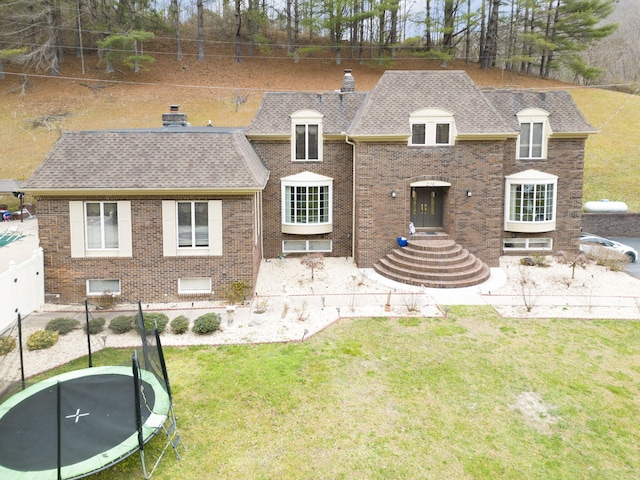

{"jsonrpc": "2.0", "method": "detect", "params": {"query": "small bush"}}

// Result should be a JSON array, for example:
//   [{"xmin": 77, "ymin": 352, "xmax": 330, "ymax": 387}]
[
  {"xmin": 170, "ymin": 315, "xmax": 190, "ymax": 334},
  {"xmin": 221, "ymin": 280, "xmax": 250, "ymax": 304},
  {"xmin": 192, "ymin": 312, "xmax": 221, "ymax": 335},
  {"xmin": 0, "ymin": 336, "xmax": 16, "ymax": 356},
  {"xmin": 27, "ymin": 330, "xmax": 59, "ymax": 350},
  {"xmin": 108, "ymin": 315, "xmax": 135, "ymax": 334},
  {"xmin": 83, "ymin": 317, "xmax": 106, "ymax": 335},
  {"xmin": 45, "ymin": 317, "xmax": 80, "ymax": 335},
  {"xmin": 94, "ymin": 291, "xmax": 117, "ymax": 309},
  {"xmin": 138, "ymin": 312, "xmax": 169, "ymax": 335},
  {"xmin": 587, "ymin": 246, "xmax": 629, "ymax": 272}
]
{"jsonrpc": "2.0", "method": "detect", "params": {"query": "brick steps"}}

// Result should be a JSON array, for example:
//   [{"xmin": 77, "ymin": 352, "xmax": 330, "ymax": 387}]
[{"xmin": 373, "ymin": 233, "xmax": 490, "ymax": 288}]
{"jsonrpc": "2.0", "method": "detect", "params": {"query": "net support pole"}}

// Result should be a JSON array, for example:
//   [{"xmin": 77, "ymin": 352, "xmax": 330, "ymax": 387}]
[
  {"xmin": 57, "ymin": 381, "xmax": 62, "ymax": 480},
  {"xmin": 155, "ymin": 329, "xmax": 173, "ymax": 403},
  {"xmin": 85, "ymin": 299, "xmax": 93, "ymax": 368},
  {"xmin": 17, "ymin": 313, "xmax": 25, "ymax": 390}
]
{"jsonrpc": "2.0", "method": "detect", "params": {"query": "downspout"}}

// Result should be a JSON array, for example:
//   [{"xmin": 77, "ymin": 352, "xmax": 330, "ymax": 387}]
[{"xmin": 344, "ymin": 133, "xmax": 356, "ymax": 259}]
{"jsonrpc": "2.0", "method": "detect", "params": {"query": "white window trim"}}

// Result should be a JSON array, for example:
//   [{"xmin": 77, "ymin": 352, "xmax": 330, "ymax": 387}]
[
  {"xmin": 162, "ymin": 200, "xmax": 222, "ymax": 256},
  {"xmin": 86, "ymin": 279, "xmax": 121, "ymax": 296},
  {"xmin": 503, "ymin": 238, "xmax": 553, "ymax": 251},
  {"xmin": 516, "ymin": 108, "xmax": 551, "ymax": 159},
  {"xmin": 409, "ymin": 108, "xmax": 456, "ymax": 146},
  {"xmin": 291, "ymin": 110, "xmax": 323, "ymax": 162},
  {"xmin": 178, "ymin": 277, "xmax": 212, "ymax": 295},
  {"xmin": 70, "ymin": 201, "xmax": 132, "ymax": 258},
  {"xmin": 283, "ymin": 239, "xmax": 333, "ymax": 253},
  {"xmin": 504, "ymin": 169, "xmax": 558, "ymax": 233},
  {"xmin": 281, "ymin": 171, "xmax": 333, "ymax": 235}
]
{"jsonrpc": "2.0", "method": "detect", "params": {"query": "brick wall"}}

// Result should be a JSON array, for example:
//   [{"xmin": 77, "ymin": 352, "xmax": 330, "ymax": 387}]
[
  {"xmin": 353, "ymin": 140, "xmax": 507, "ymax": 268},
  {"xmin": 34, "ymin": 196, "xmax": 259, "ymax": 304},
  {"xmin": 582, "ymin": 213, "xmax": 640, "ymax": 237},
  {"xmin": 251, "ymin": 140, "xmax": 354, "ymax": 258}
]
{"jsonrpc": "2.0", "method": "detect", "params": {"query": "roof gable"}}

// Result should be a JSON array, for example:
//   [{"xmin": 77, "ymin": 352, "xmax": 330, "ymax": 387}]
[
  {"xmin": 348, "ymin": 70, "xmax": 515, "ymax": 137},
  {"xmin": 482, "ymin": 90, "xmax": 596, "ymax": 135},
  {"xmin": 246, "ymin": 91, "xmax": 367, "ymax": 136},
  {"xmin": 24, "ymin": 129, "xmax": 269, "ymax": 194}
]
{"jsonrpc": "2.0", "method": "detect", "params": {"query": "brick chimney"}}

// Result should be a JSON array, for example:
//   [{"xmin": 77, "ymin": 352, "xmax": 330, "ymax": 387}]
[
  {"xmin": 162, "ymin": 105, "xmax": 189, "ymax": 127},
  {"xmin": 341, "ymin": 69, "xmax": 355, "ymax": 93}
]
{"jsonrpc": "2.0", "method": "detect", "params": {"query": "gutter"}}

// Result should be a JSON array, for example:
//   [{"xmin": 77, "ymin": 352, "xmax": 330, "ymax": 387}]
[{"xmin": 344, "ymin": 133, "xmax": 356, "ymax": 259}]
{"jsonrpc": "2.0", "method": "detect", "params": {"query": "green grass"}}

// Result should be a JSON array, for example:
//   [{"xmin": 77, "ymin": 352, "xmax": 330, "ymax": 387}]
[
  {"xmin": 571, "ymin": 88, "xmax": 640, "ymax": 212},
  {"xmin": 38, "ymin": 308, "xmax": 640, "ymax": 479}
]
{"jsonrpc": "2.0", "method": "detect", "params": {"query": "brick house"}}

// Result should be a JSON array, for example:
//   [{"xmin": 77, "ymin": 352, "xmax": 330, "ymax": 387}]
[
  {"xmin": 24, "ymin": 70, "xmax": 595, "ymax": 303},
  {"xmin": 24, "ymin": 125, "xmax": 269, "ymax": 303}
]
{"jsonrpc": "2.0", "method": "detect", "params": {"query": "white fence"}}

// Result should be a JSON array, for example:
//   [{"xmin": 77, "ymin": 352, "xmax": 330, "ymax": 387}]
[{"xmin": 0, "ymin": 248, "xmax": 45, "ymax": 334}]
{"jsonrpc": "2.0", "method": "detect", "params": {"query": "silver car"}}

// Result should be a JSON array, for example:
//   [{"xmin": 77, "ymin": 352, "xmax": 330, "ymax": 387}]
[{"xmin": 580, "ymin": 233, "xmax": 637, "ymax": 263}]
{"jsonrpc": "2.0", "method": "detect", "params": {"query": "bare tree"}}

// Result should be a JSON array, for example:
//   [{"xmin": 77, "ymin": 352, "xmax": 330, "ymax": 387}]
[{"xmin": 171, "ymin": 0, "xmax": 183, "ymax": 60}]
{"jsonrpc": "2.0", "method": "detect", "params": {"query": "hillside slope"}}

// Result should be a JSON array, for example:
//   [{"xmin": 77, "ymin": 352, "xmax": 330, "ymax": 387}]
[{"xmin": 0, "ymin": 44, "xmax": 637, "ymax": 210}]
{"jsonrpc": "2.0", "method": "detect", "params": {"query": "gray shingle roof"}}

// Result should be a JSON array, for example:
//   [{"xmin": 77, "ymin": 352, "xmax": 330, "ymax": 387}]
[
  {"xmin": 348, "ymin": 70, "xmax": 515, "ymax": 136},
  {"xmin": 482, "ymin": 90, "xmax": 597, "ymax": 134},
  {"xmin": 246, "ymin": 91, "xmax": 367, "ymax": 136},
  {"xmin": 23, "ymin": 129, "xmax": 269, "ymax": 193}
]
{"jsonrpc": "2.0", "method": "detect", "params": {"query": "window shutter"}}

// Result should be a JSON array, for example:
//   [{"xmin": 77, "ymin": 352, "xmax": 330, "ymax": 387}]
[
  {"xmin": 117, "ymin": 201, "xmax": 133, "ymax": 257},
  {"xmin": 69, "ymin": 201, "xmax": 85, "ymax": 258},
  {"xmin": 209, "ymin": 200, "xmax": 223, "ymax": 256},
  {"xmin": 162, "ymin": 200, "xmax": 177, "ymax": 256}
]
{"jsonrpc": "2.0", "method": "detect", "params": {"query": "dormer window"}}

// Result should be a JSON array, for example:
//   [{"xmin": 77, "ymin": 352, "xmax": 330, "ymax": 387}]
[
  {"xmin": 291, "ymin": 110, "xmax": 323, "ymax": 161},
  {"xmin": 409, "ymin": 108, "xmax": 455, "ymax": 146},
  {"xmin": 517, "ymin": 108, "xmax": 551, "ymax": 159}
]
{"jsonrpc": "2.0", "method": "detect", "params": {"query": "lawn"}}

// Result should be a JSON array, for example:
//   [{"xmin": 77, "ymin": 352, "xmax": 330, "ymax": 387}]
[{"xmin": 51, "ymin": 307, "xmax": 640, "ymax": 479}]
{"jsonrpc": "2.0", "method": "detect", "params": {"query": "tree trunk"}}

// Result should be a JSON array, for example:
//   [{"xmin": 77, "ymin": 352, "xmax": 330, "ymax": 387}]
[
  {"xmin": 294, "ymin": 0, "xmax": 300, "ymax": 63},
  {"xmin": 544, "ymin": 0, "xmax": 561, "ymax": 78},
  {"xmin": 235, "ymin": 0, "xmax": 242, "ymax": 62},
  {"xmin": 171, "ymin": 0, "xmax": 183, "ymax": 61},
  {"xmin": 197, "ymin": 0, "xmax": 205, "ymax": 61},
  {"xmin": 480, "ymin": 0, "xmax": 499, "ymax": 70},
  {"xmin": 286, "ymin": 0, "xmax": 292, "ymax": 54},
  {"xmin": 540, "ymin": 0, "xmax": 555, "ymax": 77}
]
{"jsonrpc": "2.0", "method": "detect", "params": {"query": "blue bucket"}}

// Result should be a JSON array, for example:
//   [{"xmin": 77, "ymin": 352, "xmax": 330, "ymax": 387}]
[{"xmin": 397, "ymin": 236, "xmax": 408, "ymax": 247}]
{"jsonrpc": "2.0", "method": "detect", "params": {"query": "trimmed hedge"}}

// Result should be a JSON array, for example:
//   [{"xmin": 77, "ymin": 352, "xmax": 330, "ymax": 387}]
[
  {"xmin": 27, "ymin": 330, "xmax": 59, "ymax": 350},
  {"xmin": 192, "ymin": 313, "xmax": 221, "ymax": 335},
  {"xmin": 108, "ymin": 315, "xmax": 135, "ymax": 334},
  {"xmin": 138, "ymin": 312, "xmax": 169, "ymax": 335},
  {"xmin": 0, "ymin": 336, "xmax": 16, "ymax": 356},
  {"xmin": 45, "ymin": 317, "xmax": 80, "ymax": 336},
  {"xmin": 170, "ymin": 315, "xmax": 190, "ymax": 335},
  {"xmin": 83, "ymin": 317, "xmax": 106, "ymax": 335}
]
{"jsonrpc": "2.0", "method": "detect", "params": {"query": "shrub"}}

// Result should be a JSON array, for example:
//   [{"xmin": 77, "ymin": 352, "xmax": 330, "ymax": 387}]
[
  {"xmin": 170, "ymin": 315, "xmax": 190, "ymax": 335},
  {"xmin": 0, "ymin": 336, "xmax": 16, "ymax": 356},
  {"xmin": 27, "ymin": 330, "xmax": 59, "ymax": 350},
  {"xmin": 45, "ymin": 317, "xmax": 80, "ymax": 336},
  {"xmin": 94, "ymin": 291, "xmax": 117, "ymax": 309},
  {"xmin": 138, "ymin": 312, "xmax": 169, "ymax": 335},
  {"xmin": 108, "ymin": 315, "xmax": 135, "ymax": 334},
  {"xmin": 192, "ymin": 312, "xmax": 221, "ymax": 335},
  {"xmin": 83, "ymin": 317, "xmax": 106, "ymax": 335},
  {"xmin": 587, "ymin": 246, "xmax": 629, "ymax": 272},
  {"xmin": 221, "ymin": 280, "xmax": 250, "ymax": 305}
]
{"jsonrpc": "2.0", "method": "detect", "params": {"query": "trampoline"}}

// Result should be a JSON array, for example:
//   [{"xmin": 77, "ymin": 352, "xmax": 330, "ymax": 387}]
[
  {"xmin": 0, "ymin": 302, "xmax": 184, "ymax": 479},
  {"xmin": 0, "ymin": 365, "xmax": 170, "ymax": 479}
]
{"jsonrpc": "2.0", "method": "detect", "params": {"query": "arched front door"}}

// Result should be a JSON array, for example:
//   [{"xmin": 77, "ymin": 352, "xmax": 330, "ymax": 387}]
[{"xmin": 411, "ymin": 187, "xmax": 444, "ymax": 228}]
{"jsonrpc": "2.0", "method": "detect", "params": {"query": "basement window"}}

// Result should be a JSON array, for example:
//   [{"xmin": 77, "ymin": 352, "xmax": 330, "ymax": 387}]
[
  {"xmin": 179, "ymin": 277, "xmax": 212, "ymax": 295},
  {"xmin": 503, "ymin": 238, "xmax": 553, "ymax": 251},
  {"xmin": 86, "ymin": 279, "xmax": 121, "ymax": 296},
  {"xmin": 282, "ymin": 240, "xmax": 332, "ymax": 253}
]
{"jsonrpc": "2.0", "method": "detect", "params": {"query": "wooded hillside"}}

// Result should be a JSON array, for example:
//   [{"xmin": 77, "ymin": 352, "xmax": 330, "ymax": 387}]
[{"xmin": 1, "ymin": 0, "xmax": 634, "ymax": 86}]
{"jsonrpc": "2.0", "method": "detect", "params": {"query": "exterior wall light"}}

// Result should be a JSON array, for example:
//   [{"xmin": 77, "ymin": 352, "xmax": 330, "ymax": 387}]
[
  {"xmin": 391, "ymin": 190, "xmax": 397, "ymax": 198},
  {"xmin": 466, "ymin": 190, "xmax": 472, "ymax": 197}
]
